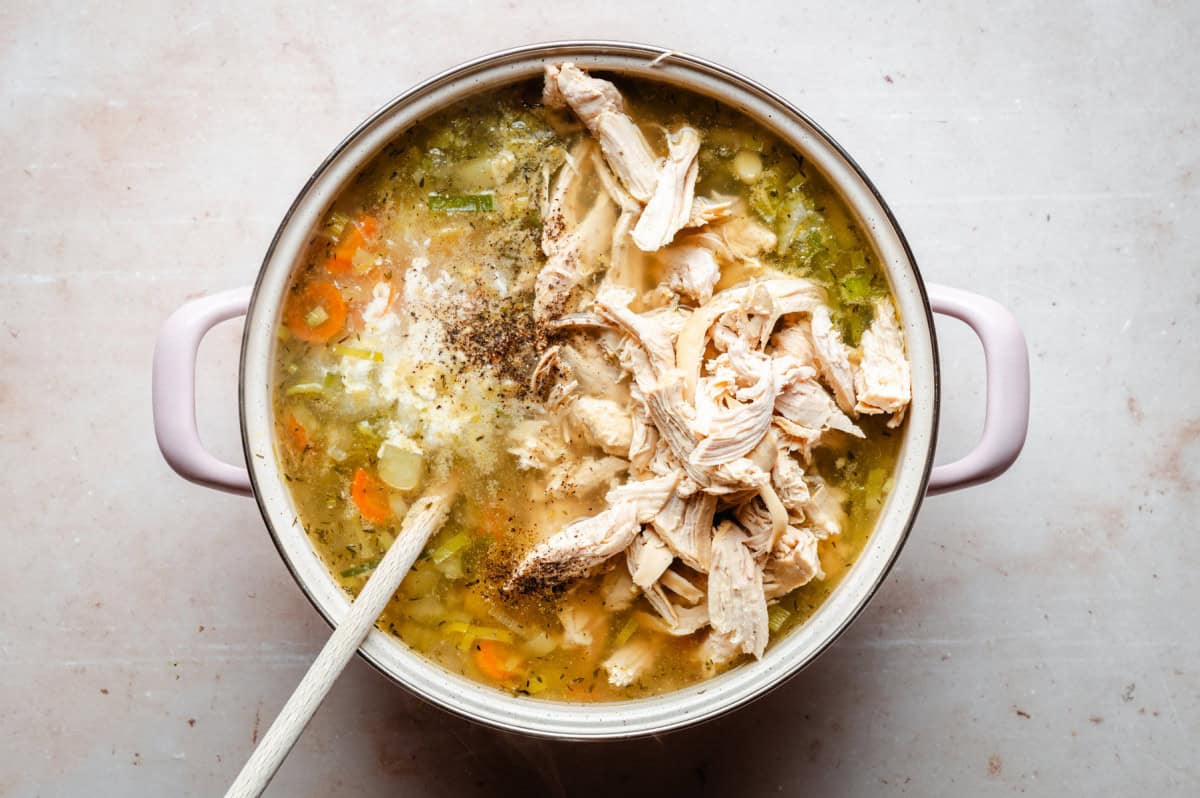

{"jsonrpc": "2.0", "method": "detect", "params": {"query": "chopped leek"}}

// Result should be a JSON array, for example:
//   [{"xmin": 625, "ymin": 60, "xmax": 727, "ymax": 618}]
[
  {"xmin": 284, "ymin": 382, "xmax": 324, "ymax": 397},
  {"xmin": 330, "ymin": 343, "xmax": 383, "ymax": 362},
  {"xmin": 442, "ymin": 621, "xmax": 515, "ymax": 649},
  {"xmin": 767, "ymin": 605, "xmax": 792, "ymax": 633},
  {"xmin": 340, "ymin": 558, "xmax": 380, "ymax": 578},
  {"xmin": 427, "ymin": 193, "xmax": 495, "ymax": 212},
  {"xmin": 430, "ymin": 532, "xmax": 471, "ymax": 564},
  {"xmin": 613, "ymin": 616, "xmax": 639, "ymax": 648}
]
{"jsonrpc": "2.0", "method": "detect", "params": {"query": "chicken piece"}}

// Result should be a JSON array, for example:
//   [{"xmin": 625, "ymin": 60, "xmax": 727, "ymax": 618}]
[
  {"xmin": 559, "ymin": 600, "xmax": 609, "ymax": 648},
  {"xmin": 677, "ymin": 277, "xmax": 825, "ymax": 401},
  {"xmin": 774, "ymin": 377, "xmax": 864, "ymax": 439},
  {"xmin": 808, "ymin": 306, "xmax": 857, "ymax": 413},
  {"xmin": 641, "ymin": 600, "xmax": 712, "ymax": 637},
  {"xmin": 716, "ymin": 214, "xmax": 778, "ymax": 260},
  {"xmin": 545, "ymin": 455, "xmax": 628, "ymax": 498},
  {"xmin": 603, "ymin": 639, "xmax": 658, "ymax": 687},
  {"xmin": 660, "ymin": 568, "xmax": 705, "ymax": 605},
  {"xmin": 545, "ymin": 63, "xmax": 659, "ymax": 202},
  {"xmin": 686, "ymin": 195, "xmax": 735, "ymax": 228},
  {"xmin": 627, "ymin": 402, "xmax": 658, "ymax": 476},
  {"xmin": 590, "ymin": 151, "xmax": 647, "ymax": 294},
  {"xmin": 631, "ymin": 126, "xmax": 701, "ymax": 252},
  {"xmin": 698, "ymin": 628, "xmax": 745, "ymax": 667},
  {"xmin": 605, "ymin": 472, "xmax": 679, "ymax": 522},
  {"xmin": 853, "ymin": 297, "xmax": 911, "ymax": 425},
  {"xmin": 507, "ymin": 473, "xmax": 675, "ymax": 592},
  {"xmin": 507, "ymin": 417, "xmax": 566, "ymax": 471},
  {"xmin": 559, "ymin": 339, "xmax": 623, "ymax": 392},
  {"xmin": 650, "ymin": 491, "xmax": 686, "ymax": 538},
  {"xmin": 627, "ymin": 527, "xmax": 674, "ymax": 588},
  {"xmin": 707, "ymin": 521, "xmax": 770, "ymax": 660},
  {"xmin": 770, "ymin": 324, "xmax": 815, "ymax": 368},
  {"xmin": 656, "ymin": 242, "xmax": 721, "ymax": 305},
  {"xmin": 569, "ymin": 396, "xmax": 634, "ymax": 457},
  {"xmin": 734, "ymin": 496, "xmax": 776, "ymax": 556},
  {"xmin": 803, "ymin": 476, "xmax": 848, "ymax": 539},
  {"xmin": 690, "ymin": 349, "xmax": 777, "ymax": 467},
  {"xmin": 595, "ymin": 288, "xmax": 678, "ymax": 377},
  {"xmin": 600, "ymin": 565, "xmax": 640, "ymax": 611},
  {"xmin": 763, "ymin": 526, "xmax": 824, "ymax": 599},
  {"xmin": 505, "ymin": 501, "xmax": 641, "ymax": 593},
  {"xmin": 771, "ymin": 450, "xmax": 811, "ymax": 513}
]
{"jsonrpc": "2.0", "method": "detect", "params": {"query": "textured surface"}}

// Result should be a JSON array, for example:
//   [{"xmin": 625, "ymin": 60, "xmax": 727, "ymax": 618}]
[{"xmin": 1, "ymin": 2, "xmax": 1197, "ymax": 795}]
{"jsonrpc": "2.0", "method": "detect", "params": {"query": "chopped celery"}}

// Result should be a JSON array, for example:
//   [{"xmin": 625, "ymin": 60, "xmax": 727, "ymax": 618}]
[
  {"xmin": 767, "ymin": 604, "xmax": 792, "ymax": 633},
  {"xmin": 840, "ymin": 274, "xmax": 874, "ymax": 303},
  {"xmin": 613, "ymin": 616, "xmax": 639, "ymax": 648},
  {"xmin": 430, "ymin": 532, "xmax": 471, "ymax": 564},
  {"xmin": 427, "ymin": 193, "xmax": 495, "ymax": 212},
  {"xmin": 340, "ymin": 558, "xmax": 380, "ymax": 578},
  {"xmin": 284, "ymin": 382, "xmax": 324, "ymax": 397},
  {"xmin": 322, "ymin": 371, "xmax": 342, "ymax": 390},
  {"xmin": 330, "ymin": 344, "xmax": 383, "ymax": 362},
  {"xmin": 324, "ymin": 211, "xmax": 351, "ymax": 239}
]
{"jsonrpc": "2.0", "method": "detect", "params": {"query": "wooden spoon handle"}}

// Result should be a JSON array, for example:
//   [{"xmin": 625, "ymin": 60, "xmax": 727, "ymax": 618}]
[{"xmin": 224, "ymin": 492, "xmax": 453, "ymax": 798}]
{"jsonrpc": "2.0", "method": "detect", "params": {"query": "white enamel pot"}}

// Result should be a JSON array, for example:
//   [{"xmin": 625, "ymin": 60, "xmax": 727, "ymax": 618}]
[{"xmin": 152, "ymin": 42, "xmax": 1030, "ymax": 740}]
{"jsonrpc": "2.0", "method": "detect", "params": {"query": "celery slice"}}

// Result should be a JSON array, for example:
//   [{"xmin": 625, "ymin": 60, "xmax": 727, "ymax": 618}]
[
  {"xmin": 767, "ymin": 605, "xmax": 792, "ymax": 633},
  {"xmin": 284, "ymin": 382, "xmax": 324, "ymax": 397},
  {"xmin": 430, "ymin": 532, "xmax": 471, "ymax": 564},
  {"xmin": 330, "ymin": 343, "xmax": 383, "ymax": 362},
  {"xmin": 613, "ymin": 616, "xmax": 639, "ymax": 648}
]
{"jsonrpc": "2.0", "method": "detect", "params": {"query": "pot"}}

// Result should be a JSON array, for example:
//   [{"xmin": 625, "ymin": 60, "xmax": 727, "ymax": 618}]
[{"xmin": 152, "ymin": 41, "xmax": 1029, "ymax": 740}]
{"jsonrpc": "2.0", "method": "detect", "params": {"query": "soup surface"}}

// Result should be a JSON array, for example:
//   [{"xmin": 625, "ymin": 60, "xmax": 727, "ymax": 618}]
[{"xmin": 272, "ymin": 65, "xmax": 911, "ymax": 700}]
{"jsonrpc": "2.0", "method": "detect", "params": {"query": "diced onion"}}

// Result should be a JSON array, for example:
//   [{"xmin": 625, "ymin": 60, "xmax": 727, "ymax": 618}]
[{"xmin": 378, "ymin": 442, "xmax": 423, "ymax": 490}]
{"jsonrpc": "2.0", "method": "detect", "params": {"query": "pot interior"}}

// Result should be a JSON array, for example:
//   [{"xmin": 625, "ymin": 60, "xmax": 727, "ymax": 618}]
[{"xmin": 239, "ymin": 41, "xmax": 937, "ymax": 739}]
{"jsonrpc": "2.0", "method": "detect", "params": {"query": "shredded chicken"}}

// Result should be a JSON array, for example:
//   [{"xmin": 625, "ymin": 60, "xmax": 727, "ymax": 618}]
[
  {"xmin": 854, "ymin": 297, "xmax": 912, "ymax": 425},
  {"xmin": 631, "ymin": 126, "xmax": 700, "ymax": 251},
  {"xmin": 511, "ymin": 63, "xmax": 911, "ymax": 673}
]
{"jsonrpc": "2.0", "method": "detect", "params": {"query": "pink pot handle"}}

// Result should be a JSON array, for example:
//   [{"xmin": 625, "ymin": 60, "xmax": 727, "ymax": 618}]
[
  {"xmin": 152, "ymin": 287, "xmax": 254, "ymax": 496},
  {"xmin": 926, "ymin": 283, "xmax": 1030, "ymax": 494}
]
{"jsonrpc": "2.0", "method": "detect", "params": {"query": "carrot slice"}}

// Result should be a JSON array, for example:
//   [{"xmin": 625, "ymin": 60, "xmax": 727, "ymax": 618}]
[
  {"xmin": 350, "ymin": 468, "xmax": 392, "ymax": 525},
  {"xmin": 283, "ymin": 412, "xmax": 309, "ymax": 451},
  {"xmin": 285, "ymin": 281, "xmax": 347, "ymax": 343},
  {"xmin": 477, "ymin": 504, "xmax": 509, "ymax": 540},
  {"xmin": 473, "ymin": 640, "xmax": 522, "ymax": 682},
  {"xmin": 325, "ymin": 215, "xmax": 379, "ymax": 274}
]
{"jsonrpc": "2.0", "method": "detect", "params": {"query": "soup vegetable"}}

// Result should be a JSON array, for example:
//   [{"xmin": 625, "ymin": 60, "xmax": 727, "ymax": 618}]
[{"xmin": 273, "ymin": 64, "xmax": 911, "ymax": 700}]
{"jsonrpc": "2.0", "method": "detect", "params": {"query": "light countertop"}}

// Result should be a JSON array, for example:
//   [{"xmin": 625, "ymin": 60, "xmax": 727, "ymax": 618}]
[{"xmin": 2, "ymin": 2, "xmax": 1197, "ymax": 795}]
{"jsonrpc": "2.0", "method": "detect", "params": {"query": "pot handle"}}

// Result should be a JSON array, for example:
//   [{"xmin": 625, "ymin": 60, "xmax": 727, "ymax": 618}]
[
  {"xmin": 926, "ymin": 283, "xmax": 1030, "ymax": 494},
  {"xmin": 152, "ymin": 287, "xmax": 254, "ymax": 496}
]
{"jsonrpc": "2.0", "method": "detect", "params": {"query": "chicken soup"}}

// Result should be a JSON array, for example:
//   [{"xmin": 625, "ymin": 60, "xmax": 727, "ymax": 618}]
[{"xmin": 272, "ymin": 64, "xmax": 911, "ymax": 700}]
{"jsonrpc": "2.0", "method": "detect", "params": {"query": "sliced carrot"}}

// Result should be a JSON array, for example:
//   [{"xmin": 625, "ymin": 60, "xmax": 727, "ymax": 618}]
[
  {"xmin": 283, "ymin": 412, "xmax": 309, "ymax": 451},
  {"xmin": 350, "ymin": 468, "xmax": 392, "ymax": 524},
  {"xmin": 477, "ymin": 504, "xmax": 509, "ymax": 540},
  {"xmin": 325, "ymin": 215, "xmax": 379, "ymax": 273},
  {"xmin": 285, "ymin": 281, "xmax": 347, "ymax": 343},
  {"xmin": 473, "ymin": 640, "xmax": 522, "ymax": 682}
]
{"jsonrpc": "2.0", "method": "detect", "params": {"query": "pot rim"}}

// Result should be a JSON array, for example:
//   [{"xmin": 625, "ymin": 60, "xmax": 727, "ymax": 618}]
[{"xmin": 238, "ymin": 40, "xmax": 939, "ymax": 740}]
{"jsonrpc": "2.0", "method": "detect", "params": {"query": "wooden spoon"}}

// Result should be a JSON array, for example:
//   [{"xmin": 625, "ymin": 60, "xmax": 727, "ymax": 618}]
[{"xmin": 225, "ymin": 490, "xmax": 454, "ymax": 798}]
